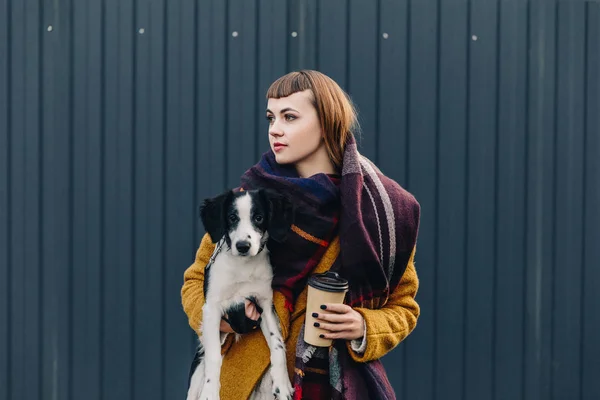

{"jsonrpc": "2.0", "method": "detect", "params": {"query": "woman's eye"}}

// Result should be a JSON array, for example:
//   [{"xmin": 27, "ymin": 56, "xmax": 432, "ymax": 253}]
[
  {"xmin": 285, "ymin": 114, "xmax": 296, "ymax": 121},
  {"xmin": 266, "ymin": 115, "xmax": 274, "ymax": 124},
  {"xmin": 254, "ymin": 215, "xmax": 264, "ymax": 223}
]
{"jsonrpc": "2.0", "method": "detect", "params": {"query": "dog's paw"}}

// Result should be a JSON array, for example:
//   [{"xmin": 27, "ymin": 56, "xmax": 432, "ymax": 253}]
[
  {"xmin": 272, "ymin": 377, "xmax": 294, "ymax": 400},
  {"xmin": 199, "ymin": 379, "xmax": 220, "ymax": 400}
]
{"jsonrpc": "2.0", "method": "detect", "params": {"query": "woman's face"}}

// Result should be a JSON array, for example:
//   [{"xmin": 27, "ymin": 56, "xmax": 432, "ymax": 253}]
[{"xmin": 266, "ymin": 90, "xmax": 324, "ymax": 167}]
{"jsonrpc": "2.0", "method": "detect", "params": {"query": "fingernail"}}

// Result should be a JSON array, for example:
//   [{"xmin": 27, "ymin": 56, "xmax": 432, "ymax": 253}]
[
  {"xmin": 314, "ymin": 322, "xmax": 320, "ymax": 327},
  {"xmin": 312, "ymin": 312, "xmax": 318, "ymax": 318},
  {"xmin": 320, "ymin": 305, "xmax": 327, "ymax": 310},
  {"xmin": 319, "ymin": 334, "xmax": 325, "ymax": 338}
]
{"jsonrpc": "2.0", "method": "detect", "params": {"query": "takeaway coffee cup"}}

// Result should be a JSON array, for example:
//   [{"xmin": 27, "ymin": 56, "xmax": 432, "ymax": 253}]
[{"xmin": 304, "ymin": 271, "xmax": 349, "ymax": 347}]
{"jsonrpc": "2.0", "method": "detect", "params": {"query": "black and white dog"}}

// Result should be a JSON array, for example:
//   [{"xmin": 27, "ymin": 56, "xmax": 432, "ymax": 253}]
[{"xmin": 186, "ymin": 189, "xmax": 294, "ymax": 400}]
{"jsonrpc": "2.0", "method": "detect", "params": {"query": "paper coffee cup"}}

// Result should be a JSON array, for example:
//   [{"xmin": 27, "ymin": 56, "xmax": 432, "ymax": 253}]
[{"xmin": 304, "ymin": 271, "xmax": 349, "ymax": 347}]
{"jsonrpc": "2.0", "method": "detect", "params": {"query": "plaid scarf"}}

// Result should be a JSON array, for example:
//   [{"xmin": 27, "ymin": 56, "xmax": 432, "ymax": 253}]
[{"xmin": 239, "ymin": 135, "xmax": 420, "ymax": 399}]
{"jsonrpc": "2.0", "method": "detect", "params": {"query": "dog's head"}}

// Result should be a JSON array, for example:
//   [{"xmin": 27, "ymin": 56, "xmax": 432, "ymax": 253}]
[{"xmin": 199, "ymin": 189, "xmax": 294, "ymax": 257}]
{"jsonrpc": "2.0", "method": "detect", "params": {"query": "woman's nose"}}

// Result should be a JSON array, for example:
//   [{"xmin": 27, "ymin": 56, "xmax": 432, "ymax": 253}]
[{"xmin": 269, "ymin": 123, "xmax": 283, "ymax": 137}]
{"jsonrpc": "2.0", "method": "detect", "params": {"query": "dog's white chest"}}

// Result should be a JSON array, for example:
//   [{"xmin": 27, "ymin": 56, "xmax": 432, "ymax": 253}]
[{"xmin": 206, "ymin": 250, "xmax": 273, "ymax": 307}]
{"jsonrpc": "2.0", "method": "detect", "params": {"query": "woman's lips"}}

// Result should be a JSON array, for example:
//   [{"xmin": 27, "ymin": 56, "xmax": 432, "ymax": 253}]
[{"xmin": 273, "ymin": 143, "xmax": 287, "ymax": 152}]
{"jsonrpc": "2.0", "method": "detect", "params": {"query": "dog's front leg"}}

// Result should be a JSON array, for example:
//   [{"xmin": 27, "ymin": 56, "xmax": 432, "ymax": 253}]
[
  {"xmin": 199, "ymin": 303, "xmax": 223, "ymax": 400},
  {"xmin": 259, "ymin": 301, "xmax": 293, "ymax": 400}
]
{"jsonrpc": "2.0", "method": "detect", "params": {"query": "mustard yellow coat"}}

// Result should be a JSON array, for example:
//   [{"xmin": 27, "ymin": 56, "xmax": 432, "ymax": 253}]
[{"xmin": 181, "ymin": 233, "xmax": 420, "ymax": 399}]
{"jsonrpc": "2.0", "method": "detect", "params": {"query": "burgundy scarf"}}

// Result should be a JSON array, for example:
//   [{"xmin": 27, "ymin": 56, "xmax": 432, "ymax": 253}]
[
  {"xmin": 240, "ymin": 135, "xmax": 420, "ymax": 310},
  {"xmin": 239, "ymin": 135, "xmax": 420, "ymax": 399}
]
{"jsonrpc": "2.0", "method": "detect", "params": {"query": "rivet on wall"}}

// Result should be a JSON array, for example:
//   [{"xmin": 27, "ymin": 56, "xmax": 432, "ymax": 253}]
[
  {"xmin": 232, "ymin": 31, "xmax": 239, "ymax": 37},
  {"xmin": 472, "ymin": 35, "xmax": 478, "ymax": 41},
  {"xmin": 139, "ymin": 28, "xmax": 145, "ymax": 34},
  {"xmin": 291, "ymin": 31, "xmax": 298, "ymax": 37},
  {"xmin": 47, "ymin": 25, "xmax": 53, "ymax": 32},
  {"xmin": 382, "ymin": 32, "xmax": 389, "ymax": 39}
]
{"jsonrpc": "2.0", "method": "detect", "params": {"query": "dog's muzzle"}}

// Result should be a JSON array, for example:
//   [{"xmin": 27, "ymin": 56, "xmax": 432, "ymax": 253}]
[{"xmin": 235, "ymin": 240, "xmax": 251, "ymax": 255}]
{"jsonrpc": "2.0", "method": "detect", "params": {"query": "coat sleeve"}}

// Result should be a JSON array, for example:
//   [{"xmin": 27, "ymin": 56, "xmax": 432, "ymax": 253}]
[
  {"xmin": 346, "ymin": 246, "xmax": 420, "ymax": 363},
  {"xmin": 181, "ymin": 233, "xmax": 216, "ymax": 335}
]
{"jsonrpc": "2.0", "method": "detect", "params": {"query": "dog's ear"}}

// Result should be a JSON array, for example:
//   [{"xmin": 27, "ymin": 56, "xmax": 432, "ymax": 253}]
[
  {"xmin": 199, "ymin": 190, "xmax": 232, "ymax": 243},
  {"xmin": 260, "ymin": 189, "xmax": 294, "ymax": 243}
]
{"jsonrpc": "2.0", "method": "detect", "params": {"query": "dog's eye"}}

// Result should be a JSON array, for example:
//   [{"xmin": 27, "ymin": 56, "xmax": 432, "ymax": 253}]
[
  {"xmin": 228, "ymin": 214, "xmax": 238, "ymax": 223},
  {"xmin": 254, "ymin": 215, "xmax": 264, "ymax": 223}
]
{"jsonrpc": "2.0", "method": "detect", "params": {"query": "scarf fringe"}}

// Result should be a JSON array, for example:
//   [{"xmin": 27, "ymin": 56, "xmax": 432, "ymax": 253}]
[{"xmin": 300, "ymin": 344, "xmax": 317, "ymax": 364}]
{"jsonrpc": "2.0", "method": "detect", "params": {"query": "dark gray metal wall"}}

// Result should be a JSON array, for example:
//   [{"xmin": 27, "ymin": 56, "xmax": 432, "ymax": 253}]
[{"xmin": 1, "ymin": 0, "xmax": 599, "ymax": 399}]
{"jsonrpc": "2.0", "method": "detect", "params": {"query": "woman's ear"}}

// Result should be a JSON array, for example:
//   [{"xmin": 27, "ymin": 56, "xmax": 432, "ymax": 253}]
[
  {"xmin": 260, "ymin": 189, "xmax": 294, "ymax": 243},
  {"xmin": 199, "ymin": 190, "xmax": 232, "ymax": 243}
]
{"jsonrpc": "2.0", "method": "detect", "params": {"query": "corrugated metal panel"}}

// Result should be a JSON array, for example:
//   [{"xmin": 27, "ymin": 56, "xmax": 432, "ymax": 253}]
[
  {"xmin": 583, "ymin": 6, "xmax": 600, "ymax": 399},
  {"xmin": 0, "ymin": 0, "xmax": 7, "ymax": 395},
  {"xmin": 1, "ymin": 1, "xmax": 599, "ymax": 400}
]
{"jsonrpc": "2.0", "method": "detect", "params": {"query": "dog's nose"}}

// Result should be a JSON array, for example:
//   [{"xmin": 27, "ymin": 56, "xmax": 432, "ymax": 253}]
[{"xmin": 236, "ymin": 241, "xmax": 251, "ymax": 254}]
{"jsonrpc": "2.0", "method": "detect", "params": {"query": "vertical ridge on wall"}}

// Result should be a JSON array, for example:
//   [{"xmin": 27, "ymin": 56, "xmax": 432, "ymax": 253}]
[
  {"xmin": 161, "ymin": 0, "xmax": 168, "ymax": 397},
  {"xmin": 378, "ymin": 0, "xmax": 410, "ymax": 390},
  {"xmin": 465, "ymin": 0, "xmax": 499, "ymax": 398},
  {"xmin": 195, "ymin": 0, "xmax": 213, "ymax": 211},
  {"xmin": 253, "ymin": 0, "xmax": 261, "ymax": 160},
  {"xmin": 133, "ymin": 0, "xmax": 161, "ymax": 398},
  {"xmin": 40, "ymin": 0, "xmax": 54, "ymax": 398},
  {"xmin": 461, "ymin": 0, "xmax": 471, "ymax": 396},
  {"xmin": 0, "ymin": 0, "xmax": 10, "ymax": 397},
  {"xmin": 255, "ymin": 0, "xmax": 288, "ymax": 162},
  {"xmin": 521, "ymin": 4, "xmax": 531, "ymax": 398},
  {"xmin": 378, "ymin": 0, "xmax": 409, "ymax": 186},
  {"xmin": 120, "ymin": 0, "xmax": 136, "ymax": 396},
  {"xmin": 164, "ymin": 0, "xmax": 183, "ymax": 395},
  {"xmin": 25, "ymin": 0, "xmax": 43, "ymax": 398},
  {"xmin": 404, "ymin": 0, "xmax": 438, "ymax": 399},
  {"xmin": 582, "ymin": 5, "xmax": 600, "ymax": 399},
  {"xmin": 70, "ymin": 0, "xmax": 105, "ymax": 398},
  {"xmin": 222, "ymin": 0, "xmax": 229, "ymax": 191},
  {"xmin": 435, "ymin": 0, "xmax": 468, "ymax": 399},
  {"xmin": 9, "ymin": 1, "xmax": 24, "ymax": 400},
  {"xmin": 99, "ymin": 1, "xmax": 107, "ymax": 396},
  {"xmin": 495, "ymin": 0, "xmax": 528, "ymax": 399},
  {"xmin": 164, "ymin": 0, "xmax": 201, "ymax": 394},
  {"xmin": 404, "ymin": 0, "xmax": 412, "ymax": 195},
  {"xmin": 492, "ymin": 1, "xmax": 501, "ymax": 397},
  {"xmin": 317, "ymin": 0, "xmax": 347, "ymax": 89},
  {"xmin": 40, "ymin": 0, "xmax": 77, "ymax": 398},
  {"xmin": 226, "ymin": 0, "xmax": 258, "ymax": 188},
  {"xmin": 552, "ymin": 3, "xmax": 587, "ymax": 399},
  {"xmin": 67, "ymin": 1, "xmax": 76, "ymax": 392},
  {"xmin": 549, "ymin": 3, "xmax": 559, "ymax": 396},
  {"xmin": 130, "ymin": 0, "xmax": 138, "ymax": 392},
  {"xmin": 524, "ymin": 2, "xmax": 558, "ymax": 400},
  {"xmin": 433, "ymin": 0, "xmax": 441, "ymax": 395},
  {"xmin": 195, "ymin": 0, "xmax": 209, "ymax": 249},
  {"xmin": 287, "ymin": 0, "xmax": 300, "ymax": 70},
  {"xmin": 348, "ymin": 0, "xmax": 378, "ymax": 160},
  {"xmin": 103, "ymin": 0, "xmax": 136, "ymax": 397},
  {"xmin": 175, "ymin": 0, "xmax": 199, "ymax": 382},
  {"xmin": 374, "ymin": 0, "xmax": 381, "ymax": 166},
  {"xmin": 217, "ymin": 0, "xmax": 228, "ymax": 193}
]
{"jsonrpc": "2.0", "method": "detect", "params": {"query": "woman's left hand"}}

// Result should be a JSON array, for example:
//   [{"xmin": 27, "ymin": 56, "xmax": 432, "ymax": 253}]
[{"xmin": 312, "ymin": 303, "xmax": 365, "ymax": 341}]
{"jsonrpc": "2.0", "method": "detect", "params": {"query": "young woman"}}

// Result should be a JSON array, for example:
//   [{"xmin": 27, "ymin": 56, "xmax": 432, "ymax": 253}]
[{"xmin": 181, "ymin": 70, "xmax": 421, "ymax": 400}]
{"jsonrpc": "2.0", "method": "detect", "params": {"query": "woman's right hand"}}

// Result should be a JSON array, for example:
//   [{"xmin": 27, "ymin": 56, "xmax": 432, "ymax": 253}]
[{"xmin": 219, "ymin": 298, "xmax": 262, "ymax": 333}]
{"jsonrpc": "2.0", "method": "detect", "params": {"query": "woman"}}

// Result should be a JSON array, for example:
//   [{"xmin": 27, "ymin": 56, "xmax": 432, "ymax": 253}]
[{"xmin": 181, "ymin": 70, "xmax": 421, "ymax": 399}]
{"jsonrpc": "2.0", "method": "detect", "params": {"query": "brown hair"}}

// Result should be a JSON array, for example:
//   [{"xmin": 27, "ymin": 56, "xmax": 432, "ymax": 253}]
[{"xmin": 266, "ymin": 70, "xmax": 359, "ymax": 170}]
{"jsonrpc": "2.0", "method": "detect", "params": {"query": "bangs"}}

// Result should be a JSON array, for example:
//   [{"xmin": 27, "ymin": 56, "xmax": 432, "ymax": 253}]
[{"xmin": 266, "ymin": 71, "xmax": 313, "ymax": 99}]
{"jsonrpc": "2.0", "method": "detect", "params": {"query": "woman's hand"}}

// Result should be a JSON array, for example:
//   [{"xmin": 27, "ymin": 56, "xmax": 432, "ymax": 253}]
[
  {"xmin": 312, "ymin": 303, "xmax": 365, "ymax": 340},
  {"xmin": 219, "ymin": 298, "xmax": 262, "ymax": 333}
]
